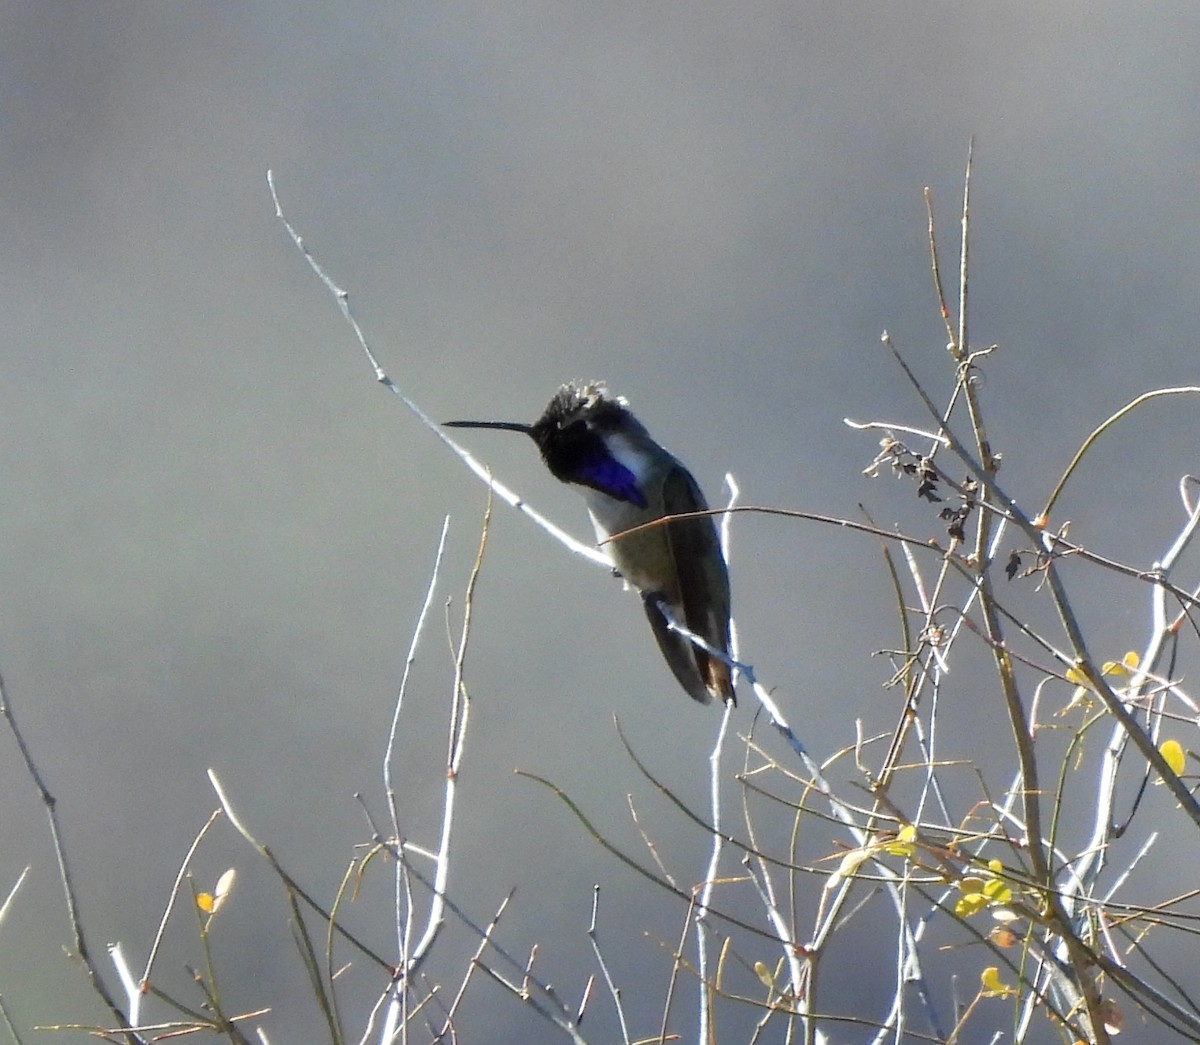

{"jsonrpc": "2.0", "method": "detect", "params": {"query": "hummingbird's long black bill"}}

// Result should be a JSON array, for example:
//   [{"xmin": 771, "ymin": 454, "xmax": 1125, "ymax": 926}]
[{"xmin": 443, "ymin": 420, "xmax": 533, "ymax": 433}]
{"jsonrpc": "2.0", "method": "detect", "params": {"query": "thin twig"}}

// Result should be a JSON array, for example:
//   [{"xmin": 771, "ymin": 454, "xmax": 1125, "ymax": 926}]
[
  {"xmin": 586, "ymin": 887, "xmax": 631, "ymax": 1044},
  {"xmin": 435, "ymin": 890, "xmax": 514, "ymax": 1040},
  {"xmin": 0, "ymin": 993, "xmax": 26, "ymax": 1045},
  {"xmin": 140, "ymin": 809, "xmax": 223, "ymax": 994},
  {"xmin": 1040, "ymin": 387, "xmax": 1200, "ymax": 523},
  {"xmin": 266, "ymin": 171, "xmax": 607, "ymax": 572},
  {"xmin": 207, "ymin": 769, "xmax": 395, "ymax": 972},
  {"xmin": 0, "ymin": 670, "xmax": 144, "ymax": 1044}
]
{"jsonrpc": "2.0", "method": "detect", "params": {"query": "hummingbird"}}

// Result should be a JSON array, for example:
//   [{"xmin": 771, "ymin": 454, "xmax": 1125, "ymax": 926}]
[{"xmin": 445, "ymin": 382, "xmax": 735, "ymax": 705}]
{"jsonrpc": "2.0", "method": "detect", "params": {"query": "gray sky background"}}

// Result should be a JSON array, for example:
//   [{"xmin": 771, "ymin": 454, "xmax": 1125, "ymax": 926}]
[{"xmin": 2, "ymin": 4, "xmax": 1199, "ymax": 1042}]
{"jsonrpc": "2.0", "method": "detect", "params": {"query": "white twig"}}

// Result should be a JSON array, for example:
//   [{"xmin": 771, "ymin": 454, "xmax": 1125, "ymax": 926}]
[
  {"xmin": 744, "ymin": 856, "xmax": 805, "ymax": 1010},
  {"xmin": 266, "ymin": 171, "xmax": 608, "ymax": 572},
  {"xmin": 107, "ymin": 943, "xmax": 140, "ymax": 1026},
  {"xmin": 0, "ymin": 867, "xmax": 29, "ymax": 927},
  {"xmin": 385, "ymin": 516, "xmax": 450, "ymax": 836},
  {"xmin": 696, "ymin": 698, "xmax": 733, "ymax": 1045},
  {"xmin": 586, "ymin": 886, "xmax": 630, "ymax": 1044},
  {"xmin": 843, "ymin": 418, "xmax": 951, "ymax": 445},
  {"xmin": 382, "ymin": 508, "xmax": 488, "ymax": 1042},
  {"xmin": 695, "ymin": 477, "xmax": 740, "ymax": 1040},
  {"xmin": 379, "ymin": 518, "xmax": 450, "ymax": 1045}
]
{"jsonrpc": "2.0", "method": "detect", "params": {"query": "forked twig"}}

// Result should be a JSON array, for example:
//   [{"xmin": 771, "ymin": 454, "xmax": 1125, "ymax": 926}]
[{"xmin": 0, "ymin": 671, "xmax": 144, "ymax": 1044}]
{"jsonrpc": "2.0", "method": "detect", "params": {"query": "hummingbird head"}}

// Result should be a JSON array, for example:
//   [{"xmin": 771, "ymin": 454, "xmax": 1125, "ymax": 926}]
[{"xmin": 445, "ymin": 382, "xmax": 648, "ymax": 507}]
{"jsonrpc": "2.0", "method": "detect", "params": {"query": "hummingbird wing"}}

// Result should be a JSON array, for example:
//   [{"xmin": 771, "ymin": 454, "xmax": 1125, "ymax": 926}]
[{"xmin": 640, "ymin": 464, "xmax": 735, "ymax": 705}]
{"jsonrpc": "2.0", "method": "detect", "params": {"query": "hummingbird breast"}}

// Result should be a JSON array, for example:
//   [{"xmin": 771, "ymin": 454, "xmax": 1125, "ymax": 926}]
[
  {"xmin": 586, "ymin": 490, "xmax": 678, "ymax": 595},
  {"xmin": 580, "ymin": 433, "xmax": 677, "ymax": 594}
]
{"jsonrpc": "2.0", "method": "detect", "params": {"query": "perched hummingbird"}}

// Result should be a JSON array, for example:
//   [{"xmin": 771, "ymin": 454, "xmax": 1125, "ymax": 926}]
[{"xmin": 445, "ymin": 382, "xmax": 735, "ymax": 705}]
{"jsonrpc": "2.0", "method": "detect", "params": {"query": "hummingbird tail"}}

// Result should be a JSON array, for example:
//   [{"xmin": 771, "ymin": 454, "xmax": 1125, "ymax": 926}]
[{"xmin": 642, "ymin": 596, "xmax": 736, "ymax": 706}]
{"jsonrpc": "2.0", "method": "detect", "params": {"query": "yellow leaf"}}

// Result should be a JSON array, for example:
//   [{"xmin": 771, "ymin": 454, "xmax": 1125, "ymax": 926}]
[
  {"xmin": 955, "ymin": 892, "xmax": 989, "ymax": 917},
  {"xmin": 960, "ymin": 876, "xmax": 984, "ymax": 895},
  {"xmin": 983, "ymin": 878, "xmax": 1012, "ymax": 905},
  {"xmin": 1122, "ymin": 651, "xmax": 1139, "ymax": 670},
  {"xmin": 1065, "ymin": 665, "xmax": 1088, "ymax": 686},
  {"xmin": 980, "ymin": 966, "xmax": 1007, "ymax": 995},
  {"xmin": 1160, "ymin": 739, "xmax": 1186, "ymax": 776},
  {"xmin": 196, "ymin": 892, "xmax": 214, "ymax": 913},
  {"xmin": 883, "ymin": 830, "xmax": 916, "ymax": 857}
]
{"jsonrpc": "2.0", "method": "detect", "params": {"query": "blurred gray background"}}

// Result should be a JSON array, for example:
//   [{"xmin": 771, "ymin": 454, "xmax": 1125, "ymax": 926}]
[{"xmin": 2, "ymin": 4, "xmax": 1199, "ymax": 1042}]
